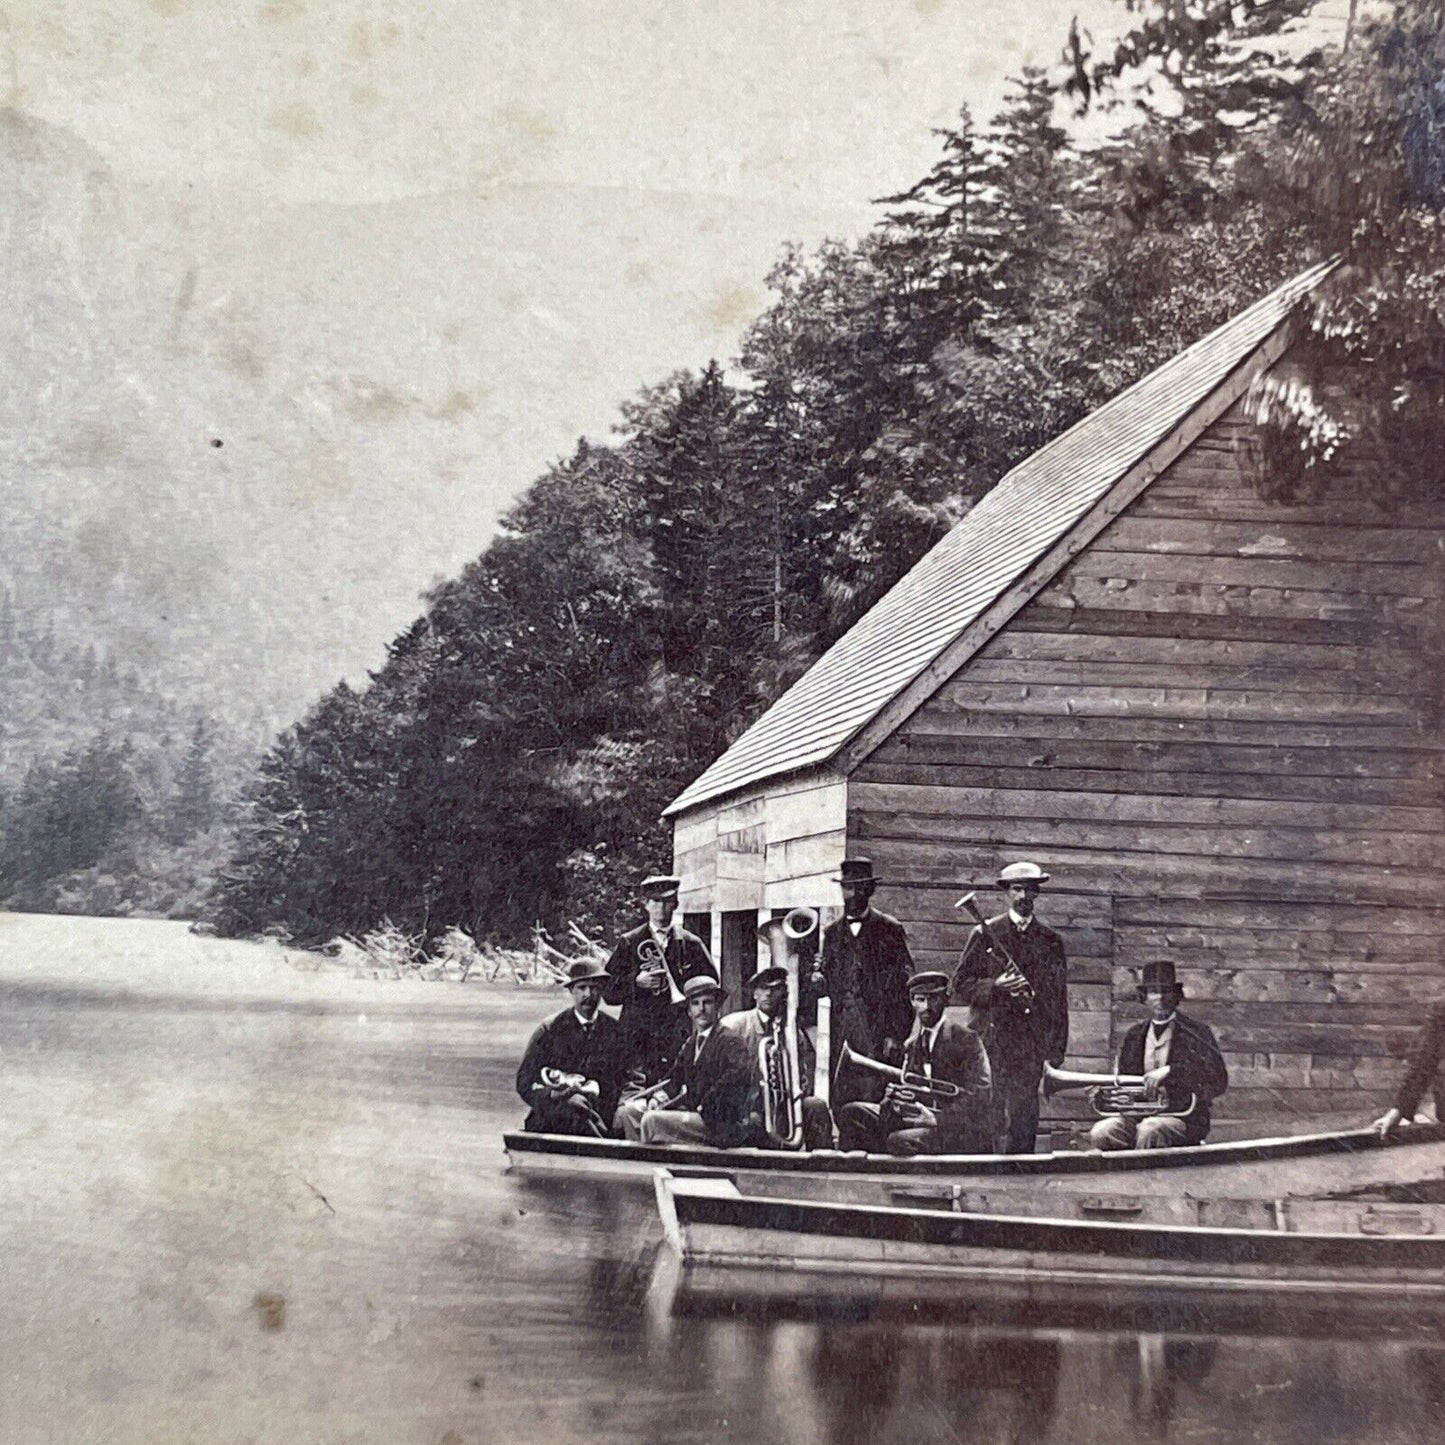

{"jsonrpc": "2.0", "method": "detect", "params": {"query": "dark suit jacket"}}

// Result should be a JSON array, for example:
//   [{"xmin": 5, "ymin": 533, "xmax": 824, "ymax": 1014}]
[
  {"xmin": 952, "ymin": 913, "xmax": 1069, "ymax": 1072},
  {"xmin": 665, "ymin": 1024, "xmax": 763, "ymax": 1148},
  {"xmin": 901, "ymin": 1013, "xmax": 992, "ymax": 1149},
  {"xmin": 1116, "ymin": 1010, "xmax": 1229, "ymax": 1141},
  {"xmin": 802, "ymin": 909, "xmax": 913, "ymax": 1058},
  {"xmin": 1393, "ymin": 1003, "xmax": 1445, "ymax": 1117},
  {"xmin": 515, "ymin": 1007, "xmax": 625, "ymax": 1130},
  {"xmin": 603, "ymin": 923, "xmax": 717, "ymax": 1081}
]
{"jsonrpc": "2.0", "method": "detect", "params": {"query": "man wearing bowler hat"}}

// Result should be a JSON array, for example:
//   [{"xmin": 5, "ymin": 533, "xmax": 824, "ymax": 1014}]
[
  {"xmin": 515, "ymin": 958, "xmax": 625, "ymax": 1136},
  {"xmin": 802, "ymin": 857, "xmax": 915, "ymax": 1106},
  {"xmin": 837, "ymin": 971, "xmax": 992, "ymax": 1155},
  {"xmin": 722, "ymin": 964, "xmax": 834, "ymax": 1149},
  {"xmin": 604, "ymin": 873, "xmax": 717, "ymax": 1091},
  {"xmin": 953, "ymin": 860, "xmax": 1070, "ymax": 1153},
  {"xmin": 616, "ymin": 975, "xmax": 763, "ymax": 1147},
  {"xmin": 1090, "ymin": 960, "xmax": 1228, "ymax": 1150}
]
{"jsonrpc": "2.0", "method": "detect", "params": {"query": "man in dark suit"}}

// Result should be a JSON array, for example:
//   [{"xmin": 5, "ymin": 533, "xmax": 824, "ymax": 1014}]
[
  {"xmin": 615, "ymin": 975, "xmax": 763, "ymax": 1147},
  {"xmin": 803, "ymin": 857, "xmax": 913, "ymax": 1105},
  {"xmin": 1374, "ymin": 1002, "xmax": 1445, "ymax": 1137},
  {"xmin": 604, "ymin": 873, "xmax": 717, "ymax": 1090},
  {"xmin": 837, "ymin": 972, "xmax": 992, "ymax": 1154},
  {"xmin": 515, "ymin": 959, "xmax": 625, "ymax": 1136},
  {"xmin": 1090, "ymin": 960, "xmax": 1228, "ymax": 1150},
  {"xmin": 952, "ymin": 860, "xmax": 1069, "ymax": 1153}
]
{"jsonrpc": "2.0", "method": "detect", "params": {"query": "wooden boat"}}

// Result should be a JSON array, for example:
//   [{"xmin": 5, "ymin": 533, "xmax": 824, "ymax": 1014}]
[
  {"xmin": 654, "ymin": 1170, "xmax": 1445, "ymax": 1304},
  {"xmin": 504, "ymin": 1121, "xmax": 1445, "ymax": 1205}
]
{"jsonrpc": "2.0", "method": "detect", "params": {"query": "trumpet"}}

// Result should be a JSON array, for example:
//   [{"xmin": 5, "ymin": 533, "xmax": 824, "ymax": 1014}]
[
  {"xmin": 956, "ymin": 891, "xmax": 1034, "ymax": 1015},
  {"xmin": 1041, "ymin": 1063, "xmax": 1197, "ymax": 1120},
  {"xmin": 637, "ymin": 936, "xmax": 685, "ymax": 1006},
  {"xmin": 538, "ymin": 1068, "xmax": 609, "ymax": 1136},
  {"xmin": 755, "ymin": 907, "xmax": 820, "ymax": 1149}
]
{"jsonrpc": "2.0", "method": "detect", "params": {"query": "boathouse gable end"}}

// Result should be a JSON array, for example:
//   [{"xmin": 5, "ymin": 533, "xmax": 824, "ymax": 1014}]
[{"xmin": 848, "ymin": 389, "xmax": 1445, "ymax": 1124}]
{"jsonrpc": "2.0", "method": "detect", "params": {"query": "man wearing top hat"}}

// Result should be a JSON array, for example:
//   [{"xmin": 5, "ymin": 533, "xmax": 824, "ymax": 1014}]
[
  {"xmin": 604, "ymin": 873, "xmax": 718, "ymax": 1090},
  {"xmin": 836, "ymin": 971, "xmax": 992, "ymax": 1155},
  {"xmin": 615, "ymin": 975, "xmax": 763, "ymax": 1147},
  {"xmin": 1090, "ymin": 960, "xmax": 1228, "ymax": 1150},
  {"xmin": 515, "ymin": 959, "xmax": 626, "ymax": 1136},
  {"xmin": 953, "ymin": 860, "xmax": 1070, "ymax": 1153},
  {"xmin": 802, "ymin": 857, "xmax": 914, "ymax": 1106},
  {"xmin": 722, "ymin": 964, "xmax": 834, "ymax": 1150}
]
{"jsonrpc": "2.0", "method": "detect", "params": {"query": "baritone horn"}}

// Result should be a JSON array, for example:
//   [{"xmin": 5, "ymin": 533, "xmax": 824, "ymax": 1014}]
[
  {"xmin": 755, "ymin": 906, "xmax": 820, "ymax": 1149},
  {"xmin": 1041, "ymin": 1062, "xmax": 1196, "ymax": 1120}
]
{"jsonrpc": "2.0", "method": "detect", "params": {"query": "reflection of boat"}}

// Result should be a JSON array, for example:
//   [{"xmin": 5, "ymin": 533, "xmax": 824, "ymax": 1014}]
[
  {"xmin": 654, "ymin": 1170, "xmax": 1445, "ymax": 1306},
  {"xmin": 505, "ymin": 1123, "xmax": 1445, "ymax": 1206}
]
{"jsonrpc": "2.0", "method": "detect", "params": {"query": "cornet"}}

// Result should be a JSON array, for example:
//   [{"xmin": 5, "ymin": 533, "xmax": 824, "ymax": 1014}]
[
  {"xmin": 956, "ymin": 892, "xmax": 1034, "ymax": 1016},
  {"xmin": 637, "ymin": 936, "xmax": 685, "ymax": 1005},
  {"xmin": 1041, "ymin": 1062, "xmax": 1196, "ymax": 1120}
]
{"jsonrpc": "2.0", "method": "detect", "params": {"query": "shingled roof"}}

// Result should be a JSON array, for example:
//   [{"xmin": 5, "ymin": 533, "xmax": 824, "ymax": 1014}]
[{"xmin": 664, "ymin": 259, "xmax": 1337, "ymax": 818}]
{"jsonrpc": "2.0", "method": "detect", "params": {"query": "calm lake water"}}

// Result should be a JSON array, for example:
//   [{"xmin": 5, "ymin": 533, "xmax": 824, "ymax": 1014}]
[{"xmin": 0, "ymin": 914, "xmax": 1441, "ymax": 1445}]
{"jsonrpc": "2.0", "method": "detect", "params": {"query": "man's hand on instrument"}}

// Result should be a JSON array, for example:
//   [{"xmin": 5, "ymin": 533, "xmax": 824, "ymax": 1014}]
[
  {"xmin": 1142, "ymin": 1065, "xmax": 1171, "ymax": 1100},
  {"xmin": 1373, "ymin": 1107, "xmax": 1407, "ymax": 1139},
  {"xmin": 996, "ymin": 972, "xmax": 1030, "ymax": 997},
  {"xmin": 898, "ymin": 1101, "xmax": 937, "ymax": 1129},
  {"xmin": 637, "ymin": 966, "xmax": 665, "ymax": 993},
  {"xmin": 808, "ymin": 966, "xmax": 825, "ymax": 988},
  {"xmin": 563, "ymin": 1091, "xmax": 595, "ymax": 1114}
]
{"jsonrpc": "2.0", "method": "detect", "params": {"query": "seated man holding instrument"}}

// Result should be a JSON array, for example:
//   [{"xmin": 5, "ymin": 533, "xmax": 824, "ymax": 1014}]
[
  {"xmin": 1089, "ymin": 960, "xmax": 1228, "ymax": 1151},
  {"xmin": 515, "ymin": 959, "xmax": 625, "ymax": 1137},
  {"xmin": 836, "ymin": 971, "xmax": 992, "ymax": 1156},
  {"xmin": 615, "ymin": 975, "xmax": 763, "ymax": 1147}
]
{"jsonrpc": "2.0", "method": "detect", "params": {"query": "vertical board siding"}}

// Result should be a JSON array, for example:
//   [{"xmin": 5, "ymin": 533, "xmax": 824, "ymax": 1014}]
[{"xmin": 851, "ymin": 392, "xmax": 1445, "ymax": 1121}]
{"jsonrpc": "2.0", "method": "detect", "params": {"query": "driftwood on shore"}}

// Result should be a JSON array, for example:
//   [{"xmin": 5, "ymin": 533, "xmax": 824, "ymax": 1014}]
[{"xmin": 321, "ymin": 919, "xmax": 609, "ymax": 985}]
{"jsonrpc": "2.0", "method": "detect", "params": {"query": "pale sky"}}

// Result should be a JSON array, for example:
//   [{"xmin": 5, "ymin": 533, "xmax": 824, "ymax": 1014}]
[{"xmin": 3, "ymin": 0, "xmax": 1123, "ymax": 727}]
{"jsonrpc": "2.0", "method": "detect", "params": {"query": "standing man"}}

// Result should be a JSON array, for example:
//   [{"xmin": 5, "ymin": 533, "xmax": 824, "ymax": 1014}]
[
  {"xmin": 837, "ymin": 971, "xmax": 992, "ymax": 1155},
  {"xmin": 515, "ymin": 959, "xmax": 625, "ymax": 1136},
  {"xmin": 953, "ymin": 860, "xmax": 1069, "ymax": 1154},
  {"xmin": 1373, "ymin": 1002, "xmax": 1445, "ymax": 1137},
  {"xmin": 616, "ymin": 976, "xmax": 763, "ymax": 1147},
  {"xmin": 722, "ymin": 964, "xmax": 834, "ymax": 1150},
  {"xmin": 803, "ymin": 857, "xmax": 914, "ymax": 1105},
  {"xmin": 604, "ymin": 873, "xmax": 717, "ymax": 1090},
  {"xmin": 1090, "ymin": 961, "xmax": 1228, "ymax": 1150}
]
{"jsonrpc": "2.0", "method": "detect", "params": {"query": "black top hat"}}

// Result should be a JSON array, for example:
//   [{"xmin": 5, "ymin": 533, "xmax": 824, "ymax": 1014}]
[
  {"xmin": 561, "ymin": 958, "xmax": 611, "ymax": 987},
  {"xmin": 745, "ymin": 964, "xmax": 788, "ymax": 993},
  {"xmin": 640, "ymin": 874, "xmax": 682, "ymax": 899},
  {"xmin": 1136, "ymin": 960, "xmax": 1184, "ymax": 998},
  {"xmin": 835, "ymin": 857, "xmax": 880, "ymax": 886},
  {"xmin": 906, "ymin": 970, "xmax": 951, "ymax": 996}
]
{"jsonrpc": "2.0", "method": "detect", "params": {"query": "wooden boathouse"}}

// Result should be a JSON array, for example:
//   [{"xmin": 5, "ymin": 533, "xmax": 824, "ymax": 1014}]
[{"xmin": 663, "ymin": 261, "xmax": 1445, "ymax": 1125}]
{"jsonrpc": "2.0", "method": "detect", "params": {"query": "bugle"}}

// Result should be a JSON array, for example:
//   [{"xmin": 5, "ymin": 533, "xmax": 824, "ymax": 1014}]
[
  {"xmin": 1041, "ymin": 1062, "xmax": 1196, "ymax": 1120},
  {"xmin": 955, "ymin": 892, "xmax": 1034, "ymax": 1016},
  {"xmin": 637, "ymin": 936, "xmax": 685, "ymax": 1006}
]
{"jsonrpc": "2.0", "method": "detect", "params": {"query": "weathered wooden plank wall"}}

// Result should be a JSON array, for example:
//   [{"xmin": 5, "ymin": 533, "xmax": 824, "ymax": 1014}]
[{"xmin": 850, "ymin": 396, "xmax": 1445, "ymax": 1121}]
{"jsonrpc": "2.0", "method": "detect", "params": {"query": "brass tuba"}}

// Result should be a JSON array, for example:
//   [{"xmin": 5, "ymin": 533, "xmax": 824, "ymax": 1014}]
[
  {"xmin": 755, "ymin": 907, "xmax": 820, "ymax": 1149},
  {"xmin": 1041, "ymin": 1062, "xmax": 1196, "ymax": 1120}
]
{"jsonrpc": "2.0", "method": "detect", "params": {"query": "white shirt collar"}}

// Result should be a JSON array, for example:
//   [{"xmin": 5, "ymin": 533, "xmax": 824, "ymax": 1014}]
[
  {"xmin": 846, "ymin": 907, "xmax": 871, "ymax": 931},
  {"xmin": 573, "ymin": 1009, "xmax": 597, "ymax": 1029},
  {"xmin": 1149, "ymin": 1014, "xmax": 1177, "ymax": 1035},
  {"xmin": 1008, "ymin": 909, "xmax": 1033, "ymax": 932}
]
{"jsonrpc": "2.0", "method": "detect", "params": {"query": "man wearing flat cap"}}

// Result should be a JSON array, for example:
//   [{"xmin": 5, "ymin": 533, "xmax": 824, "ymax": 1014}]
[
  {"xmin": 722, "ymin": 964, "xmax": 834, "ymax": 1149},
  {"xmin": 837, "ymin": 972, "xmax": 992, "ymax": 1155},
  {"xmin": 802, "ymin": 857, "xmax": 914, "ymax": 1106},
  {"xmin": 616, "ymin": 975, "xmax": 763, "ymax": 1147},
  {"xmin": 604, "ymin": 873, "xmax": 718, "ymax": 1091},
  {"xmin": 953, "ymin": 860, "xmax": 1070, "ymax": 1153},
  {"xmin": 515, "ymin": 959, "xmax": 625, "ymax": 1136},
  {"xmin": 1090, "ymin": 961, "xmax": 1228, "ymax": 1151}
]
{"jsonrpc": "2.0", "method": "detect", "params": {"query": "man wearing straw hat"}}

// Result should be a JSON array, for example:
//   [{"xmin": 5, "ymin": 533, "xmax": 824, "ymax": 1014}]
[
  {"xmin": 953, "ymin": 860, "xmax": 1070, "ymax": 1154},
  {"xmin": 616, "ymin": 974, "xmax": 763, "ymax": 1147},
  {"xmin": 515, "ymin": 959, "xmax": 625, "ymax": 1136}
]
